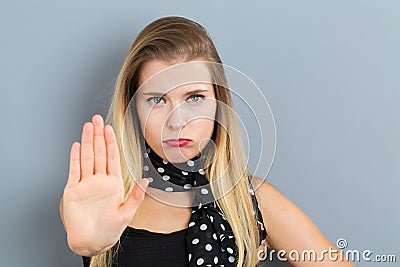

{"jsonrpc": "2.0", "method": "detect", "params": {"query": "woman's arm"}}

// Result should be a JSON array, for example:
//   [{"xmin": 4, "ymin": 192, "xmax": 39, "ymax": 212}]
[{"xmin": 251, "ymin": 177, "xmax": 355, "ymax": 267}]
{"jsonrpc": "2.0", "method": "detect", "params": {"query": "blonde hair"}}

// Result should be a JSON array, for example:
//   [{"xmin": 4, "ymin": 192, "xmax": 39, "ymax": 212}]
[{"xmin": 89, "ymin": 16, "xmax": 262, "ymax": 267}]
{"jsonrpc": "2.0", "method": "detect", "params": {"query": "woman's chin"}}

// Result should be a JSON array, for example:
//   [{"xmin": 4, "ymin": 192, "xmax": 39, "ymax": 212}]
[{"xmin": 163, "ymin": 146, "xmax": 199, "ymax": 163}]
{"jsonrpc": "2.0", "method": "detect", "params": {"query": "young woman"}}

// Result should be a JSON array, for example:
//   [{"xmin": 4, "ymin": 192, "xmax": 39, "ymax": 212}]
[{"xmin": 60, "ymin": 16, "xmax": 355, "ymax": 267}]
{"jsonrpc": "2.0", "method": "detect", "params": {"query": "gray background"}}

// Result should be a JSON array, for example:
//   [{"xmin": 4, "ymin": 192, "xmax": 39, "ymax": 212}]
[{"xmin": 0, "ymin": 1, "xmax": 398, "ymax": 266}]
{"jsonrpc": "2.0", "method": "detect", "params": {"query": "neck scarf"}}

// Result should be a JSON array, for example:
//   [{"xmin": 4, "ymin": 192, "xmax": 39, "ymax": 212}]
[{"xmin": 142, "ymin": 144, "xmax": 266, "ymax": 266}]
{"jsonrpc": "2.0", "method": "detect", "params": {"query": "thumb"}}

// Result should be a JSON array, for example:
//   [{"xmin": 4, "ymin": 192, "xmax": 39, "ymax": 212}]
[{"xmin": 119, "ymin": 178, "xmax": 149, "ymax": 221}]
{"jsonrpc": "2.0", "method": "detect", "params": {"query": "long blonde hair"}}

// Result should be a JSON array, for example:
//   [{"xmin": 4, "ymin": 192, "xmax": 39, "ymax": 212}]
[{"xmin": 90, "ymin": 16, "xmax": 262, "ymax": 267}]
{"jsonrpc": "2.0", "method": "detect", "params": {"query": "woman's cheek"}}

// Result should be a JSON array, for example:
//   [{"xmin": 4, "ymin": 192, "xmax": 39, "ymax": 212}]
[{"xmin": 146, "ymin": 116, "xmax": 164, "ymax": 138}]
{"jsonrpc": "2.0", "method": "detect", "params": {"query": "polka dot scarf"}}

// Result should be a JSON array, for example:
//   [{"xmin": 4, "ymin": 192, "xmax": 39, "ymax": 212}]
[{"xmin": 142, "ymin": 145, "xmax": 266, "ymax": 266}]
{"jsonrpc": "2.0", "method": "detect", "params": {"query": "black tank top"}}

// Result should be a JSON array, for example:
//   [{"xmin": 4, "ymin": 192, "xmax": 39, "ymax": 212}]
[{"xmin": 82, "ymin": 226, "xmax": 190, "ymax": 267}]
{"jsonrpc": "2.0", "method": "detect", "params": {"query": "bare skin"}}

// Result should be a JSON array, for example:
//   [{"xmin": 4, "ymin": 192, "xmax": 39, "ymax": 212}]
[{"xmin": 128, "ymin": 188, "xmax": 194, "ymax": 233}]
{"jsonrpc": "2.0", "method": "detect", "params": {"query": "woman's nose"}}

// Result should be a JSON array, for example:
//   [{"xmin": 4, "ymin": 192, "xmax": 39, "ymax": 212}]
[{"xmin": 166, "ymin": 103, "xmax": 186, "ymax": 129}]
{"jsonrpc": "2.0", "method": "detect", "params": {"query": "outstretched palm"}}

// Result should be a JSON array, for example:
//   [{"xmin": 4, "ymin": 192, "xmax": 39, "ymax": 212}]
[{"xmin": 62, "ymin": 114, "xmax": 148, "ymax": 253}]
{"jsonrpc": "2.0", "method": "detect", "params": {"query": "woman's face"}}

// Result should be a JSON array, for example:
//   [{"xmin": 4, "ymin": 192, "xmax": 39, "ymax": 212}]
[{"xmin": 135, "ymin": 59, "xmax": 217, "ymax": 163}]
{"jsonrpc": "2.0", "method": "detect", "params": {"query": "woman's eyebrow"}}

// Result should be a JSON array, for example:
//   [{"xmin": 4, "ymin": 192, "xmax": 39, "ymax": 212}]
[{"xmin": 142, "ymin": 88, "xmax": 209, "ymax": 97}]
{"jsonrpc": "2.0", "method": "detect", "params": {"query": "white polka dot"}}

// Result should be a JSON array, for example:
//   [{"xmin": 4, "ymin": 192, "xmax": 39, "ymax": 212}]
[
  {"xmin": 192, "ymin": 238, "xmax": 199, "ymax": 245},
  {"xmin": 162, "ymin": 159, "xmax": 168, "ymax": 164},
  {"xmin": 187, "ymin": 160, "xmax": 194, "ymax": 166},
  {"xmin": 162, "ymin": 175, "xmax": 170, "ymax": 181},
  {"xmin": 188, "ymin": 254, "xmax": 192, "ymax": 261},
  {"xmin": 165, "ymin": 187, "xmax": 173, "ymax": 192},
  {"xmin": 198, "ymin": 169, "xmax": 205, "ymax": 175},
  {"xmin": 209, "ymin": 215, "xmax": 214, "ymax": 223},
  {"xmin": 196, "ymin": 258, "xmax": 204, "ymax": 265},
  {"xmin": 157, "ymin": 167, "xmax": 164, "ymax": 173},
  {"xmin": 200, "ymin": 224, "xmax": 207, "ymax": 230},
  {"xmin": 143, "ymin": 165, "xmax": 149, "ymax": 171},
  {"xmin": 229, "ymin": 256, "xmax": 235, "ymax": 263},
  {"xmin": 182, "ymin": 170, "xmax": 188, "ymax": 175},
  {"xmin": 214, "ymin": 256, "xmax": 218, "ymax": 264},
  {"xmin": 213, "ymin": 233, "xmax": 217, "ymax": 240},
  {"xmin": 146, "ymin": 148, "xmax": 150, "ymax": 153},
  {"xmin": 184, "ymin": 184, "xmax": 192, "ymax": 189},
  {"xmin": 249, "ymin": 188, "xmax": 254, "ymax": 195},
  {"xmin": 220, "ymin": 224, "xmax": 225, "ymax": 230},
  {"xmin": 147, "ymin": 177, "xmax": 154, "ymax": 183},
  {"xmin": 201, "ymin": 188, "xmax": 208, "ymax": 195},
  {"xmin": 188, "ymin": 222, "xmax": 195, "ymax": 227},
  {"xmin": 144, "ymin": 153, "xmax": 148, "ymax": 158},
  {"xmin": 227, "ymin": 247, "xmax": 234, "ymax": 254},
  {"xmin": 205, "ymin": 244, "xmax": 212, "ymax": 251}
]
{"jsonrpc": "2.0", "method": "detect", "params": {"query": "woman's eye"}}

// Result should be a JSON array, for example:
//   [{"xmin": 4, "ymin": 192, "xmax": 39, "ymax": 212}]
[
  {"xmin": 148, "ymin": 97, "xmax": 164, "ymax": 104},
  {"xmin": 188, "ymin": 94, "xmax": 205, "ymax": 103}
]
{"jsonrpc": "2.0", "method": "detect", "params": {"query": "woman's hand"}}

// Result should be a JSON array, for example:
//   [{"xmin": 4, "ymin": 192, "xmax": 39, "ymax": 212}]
[{"xmin": 61, "ymin": 114, "xmax": 149, "ymax": 256}]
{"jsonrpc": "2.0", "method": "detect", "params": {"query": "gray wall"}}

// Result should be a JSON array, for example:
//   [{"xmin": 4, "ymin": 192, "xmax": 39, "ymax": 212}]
[{"xmin": 0, "ymin": 1, "xmax": 398, "ymax": 266}]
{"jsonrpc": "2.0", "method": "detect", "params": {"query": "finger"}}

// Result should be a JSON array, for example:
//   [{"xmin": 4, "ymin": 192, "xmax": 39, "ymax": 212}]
[
  {"xmin": 67, "ymin": 142, "xmax": 81, "ymax": 187},
  {"xmin": 119, "ymin": 178, "xmax": 149, "ymax": 222},
  {"xmin": 93, "ymin": 114, "xmax": 107, "ymax": 174},
  {"xmin": 81, "ymin": 122, "xmax": 94, "ymax": 179},
  {"xmin": 104, "ymin": 125, "xmax": 122, "ymax": 177}
]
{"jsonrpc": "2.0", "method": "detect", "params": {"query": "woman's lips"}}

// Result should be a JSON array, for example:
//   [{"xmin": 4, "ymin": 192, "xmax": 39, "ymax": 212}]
[{"xmin": 163, "ymin": 138, "xmax": 192, "ymax": 147}]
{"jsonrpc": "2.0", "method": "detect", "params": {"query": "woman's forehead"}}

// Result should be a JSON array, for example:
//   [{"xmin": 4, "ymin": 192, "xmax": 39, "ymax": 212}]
[
  {"xmin": 138, "ymin": 60, "xmax": 172, "ymax": 86},
  {"xmin": 137, "ymin": 60, "xmax": 213, "ymax": 94}
]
